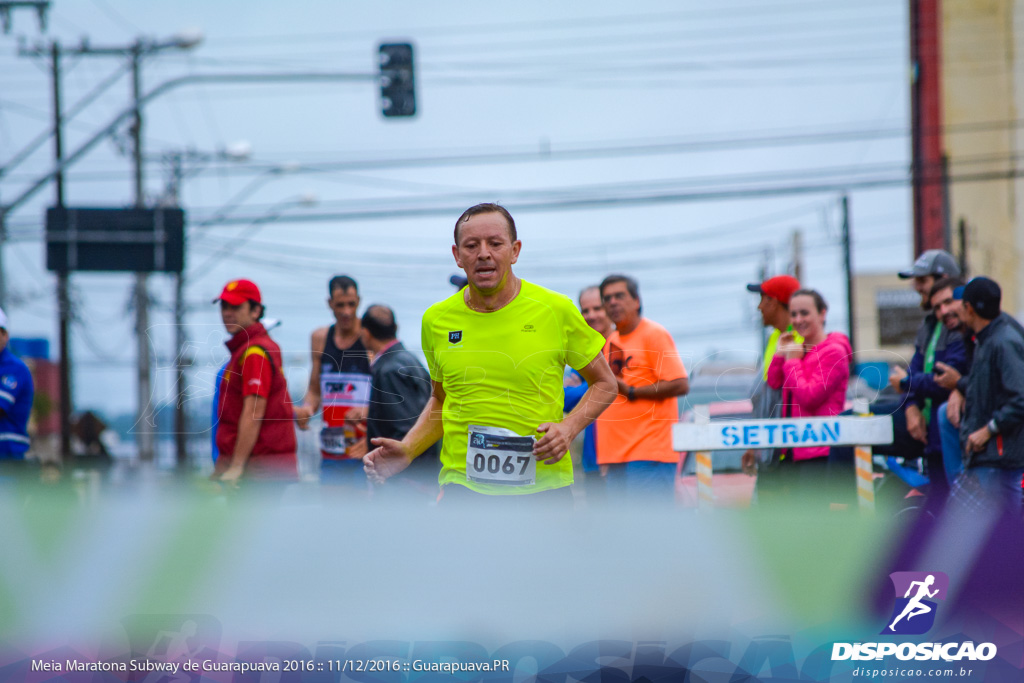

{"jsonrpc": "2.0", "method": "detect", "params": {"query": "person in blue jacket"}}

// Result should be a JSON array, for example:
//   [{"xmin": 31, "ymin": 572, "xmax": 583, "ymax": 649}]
[
  {"xmin": 564, "ymin": 286, "xmax": 613, "ymax": 502},
  {"xmin": 0, "ymin": 307, "xmax": 35, "ymax": 474}
]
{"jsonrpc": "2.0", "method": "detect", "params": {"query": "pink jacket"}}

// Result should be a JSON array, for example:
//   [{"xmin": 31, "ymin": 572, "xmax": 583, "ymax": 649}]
[{"xmin": 767, "ymin": 332, "xmax": 852, "ymax": 460}]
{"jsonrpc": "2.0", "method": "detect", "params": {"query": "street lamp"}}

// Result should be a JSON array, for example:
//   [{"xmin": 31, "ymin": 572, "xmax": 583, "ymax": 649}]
[
  {"xmin": 222, "ymin": 140, "xmax": 253, "ymax": 163},
  {"xmin": 167, "ymin": 28, "xmax": 204, "ymax": 51}
]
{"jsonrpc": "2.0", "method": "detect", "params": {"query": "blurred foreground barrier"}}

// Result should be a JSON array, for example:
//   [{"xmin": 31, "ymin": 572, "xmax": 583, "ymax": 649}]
[{"xmin": 673, "ymin": 415, "xmax": 894, "ymax": 511}]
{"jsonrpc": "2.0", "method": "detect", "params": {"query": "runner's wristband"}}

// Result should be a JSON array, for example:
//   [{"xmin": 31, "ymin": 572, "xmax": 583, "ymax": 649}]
[
  {"xmin": 987, "ymin": 418, "xmax": 1000, "ymax": 434},
  {"xmin": 627, "ymin": 386, "xmax": 636, "ymax": 402}
]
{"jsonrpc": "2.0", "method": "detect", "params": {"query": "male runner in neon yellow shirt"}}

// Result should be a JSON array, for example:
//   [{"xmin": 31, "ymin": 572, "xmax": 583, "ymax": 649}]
[{"xmin": 363, "ymin": 203, "xmax": 617, "ymax": 501}]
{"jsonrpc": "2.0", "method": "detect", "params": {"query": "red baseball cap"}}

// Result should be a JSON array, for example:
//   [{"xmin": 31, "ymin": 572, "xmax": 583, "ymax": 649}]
[
  {"xmin": 213, "ymin": 279, "xmax": 262, "ymax": 306},
  {"xmin": 746, "ymin": 275, "xmax": 801, "ymax": 306}
]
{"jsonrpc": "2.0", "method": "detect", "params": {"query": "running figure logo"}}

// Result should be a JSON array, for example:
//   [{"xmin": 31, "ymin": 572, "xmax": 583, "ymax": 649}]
[{"xmin": 882, "ymin": 571, "xmax": 949, "ymax": 635}]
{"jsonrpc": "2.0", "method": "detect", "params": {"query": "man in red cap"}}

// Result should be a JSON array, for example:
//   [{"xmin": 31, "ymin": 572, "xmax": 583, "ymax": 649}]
[
  {"xmin": 212, "ymin": 279, "xmax": 297, "ymax": 486},
  {"xmin": 742, "ymin": 275, "xmax": 801, "ymax": 496}
]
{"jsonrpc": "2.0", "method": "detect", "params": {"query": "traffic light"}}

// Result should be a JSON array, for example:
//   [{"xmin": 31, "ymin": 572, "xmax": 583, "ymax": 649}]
[{"xmin": 378, "ymin": 42, "xmax": 416, "ymax": 118}]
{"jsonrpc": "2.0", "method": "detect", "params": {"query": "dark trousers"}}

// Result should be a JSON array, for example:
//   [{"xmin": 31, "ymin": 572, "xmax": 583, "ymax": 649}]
[{"xmin": 755, "ymin": 455, "xmax": 831, "ymax": 506}]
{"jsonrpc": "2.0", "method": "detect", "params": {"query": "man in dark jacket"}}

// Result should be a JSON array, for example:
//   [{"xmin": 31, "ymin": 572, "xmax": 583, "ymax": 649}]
[
  {"xmin": 935, "ymin": 283, "xmax": 1024, "ymax": 480},
  {"xmin": 899, "ymin": 276, "xmax": 968, "ymax": 494},
  {"xmin": 360, "ymin": 305, "xmax": 440, "ymax": 494},
  {"xmin": 953, "ymin": 277, "xmax": 1024, "ymax": 514},
  {"xmin": 883, "ymin": 251, "xmax": 964, "ymax": 501}
]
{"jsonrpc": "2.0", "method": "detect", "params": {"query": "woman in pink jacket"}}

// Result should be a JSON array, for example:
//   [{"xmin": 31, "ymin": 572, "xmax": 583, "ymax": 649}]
[{"xmin": 767, "ymin": 289, "xmax": 852, "ymax": 469}]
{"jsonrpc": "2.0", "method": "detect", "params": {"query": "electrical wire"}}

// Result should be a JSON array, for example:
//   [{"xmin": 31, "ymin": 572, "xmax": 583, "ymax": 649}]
[
  {"xmin": 10, "ymin": 117, "xmax": 1024, "ymax": 190},
  {"xmin": 197, "ymin": 0, "xmax": 900, "ymax": 46},
  {"xmin": 87, "ymin": 0, "xmax": 143, "ymax": 36}
]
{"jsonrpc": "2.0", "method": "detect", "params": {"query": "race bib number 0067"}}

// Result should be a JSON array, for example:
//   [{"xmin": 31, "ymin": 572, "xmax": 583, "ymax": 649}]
[{"xmin": 466, "ymin": 425, "xmax": 536, "ymax": 486}]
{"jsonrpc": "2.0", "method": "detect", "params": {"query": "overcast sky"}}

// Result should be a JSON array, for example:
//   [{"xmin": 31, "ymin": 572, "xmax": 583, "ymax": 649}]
[{"xmin": 0, "ymin": 0, "xmax": 913, "ymax": 417}]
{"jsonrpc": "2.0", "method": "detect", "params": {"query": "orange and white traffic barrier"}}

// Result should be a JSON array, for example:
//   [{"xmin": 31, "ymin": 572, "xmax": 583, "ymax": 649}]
[
  {"xmin": 673, "ymin": 413, "xmax": 893, "ymax": 511},
  {"xmin": 855, "ymin": 445, "xmax": 875, "ymax": 510},
  {"xmin": 696, "ymin": 451, "xmax": 714, "ymax": 509}
]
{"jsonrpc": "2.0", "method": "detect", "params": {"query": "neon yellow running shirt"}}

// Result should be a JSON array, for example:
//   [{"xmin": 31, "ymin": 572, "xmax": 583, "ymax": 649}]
[
  {"xmin": 421, "ymin": 279, "xmax": 606, "ymax": 494},
  {"xmin": 762, "ymin": 325, "xmax": 803, "ymax": 380}
]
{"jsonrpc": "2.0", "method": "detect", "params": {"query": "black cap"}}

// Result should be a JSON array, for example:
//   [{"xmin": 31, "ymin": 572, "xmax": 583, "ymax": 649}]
[{"xmin": 961, "ymin": 277, "xmax": 1001, "ymax": 320}]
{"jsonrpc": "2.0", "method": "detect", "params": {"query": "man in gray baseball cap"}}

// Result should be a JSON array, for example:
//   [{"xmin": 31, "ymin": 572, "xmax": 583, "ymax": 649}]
[
  {"xmin": 898, "ymin": 249, "xmax": 961, "ymax": 279},
  {"xmin": 880, "ymin": 248, "xmax": 965, "ymax": 507},
  {"xmin": 898, "ymin": 249, "xmax": 961, "ymax": 310}
]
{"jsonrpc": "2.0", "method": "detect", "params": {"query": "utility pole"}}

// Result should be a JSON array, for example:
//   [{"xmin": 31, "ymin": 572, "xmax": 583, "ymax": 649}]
[
  {"xmin": 15, "ymin": 38, "xmax": 77, "ymax": 464},
  {"xmin": 14, "ymin": 40, "xmax": 74, "ymax": 462},
  {"xmin": 128, "ymin": 41, "xmax": 156, "ymax": 462},
  {"xmin": 758, "ymin": 248, "xmax": 770, "ymax": 352},
  {"xmin": 164, "ymin": 152, "xmax": 187, "ymax": 470},
  {"xmin": 22, "ymin": 36, "xmax": 169, "ymax": 463},
  {"xmin": 156, "ymin": 144, "xmax": 254, "ymax": 472},
  {"xmin": 790, "ymin": 228, "xmax": 803, "ymax": 283},
  {"xmin": 173, "ymin": 240, "xmax": 186, "ymax": 469},
  {"xmin": 51, "ymin": 40, "xmax": 72, "ymax": 463},
  {"xmin": 4, "ymin": 56, "xmax": 382, "ymax": 469},
  {"xmin": 841, "ymin": 194, "xmax": 855, "ymax": 355},
  {"xmin": 41, "ymin": 34, "xmax": 204, "ymax": 463},
  {"xmin": 16, "ymin": 36, "xmax": 167, "ymax": 464}
]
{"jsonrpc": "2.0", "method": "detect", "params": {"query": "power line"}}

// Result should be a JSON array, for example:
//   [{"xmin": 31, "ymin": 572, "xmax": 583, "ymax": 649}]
[
  {"xmin": 193, "ymin": 200, "xmax": 826, "ymax": 264},
  {"xmin": 175, "ymin": 160, "xmax": 1024, "ymax": 225},
  {"xmin": 188, "ymin": 26, "xmax": 906, "ymax": 68},
  {"xmin": 0, "ymin": 120, "xmax": 911, "ymax": 188},
  {"xmin": 86, "ymin": 0, "xmax": 141, "ymax": 36},
  {"xmin": 193, "ymin": 0, "xmax": 901, "ymax": 47},
  {"xmin": 12, "ymin": 111, "xmax": 1024, "ymax": 191},
  {"xmin": 1, "ymin": 59, "xmax": 131, "ymax": 177},
  {"xmin": 429, "ymin": 50, "xmax": 906, "ymax": 75}
]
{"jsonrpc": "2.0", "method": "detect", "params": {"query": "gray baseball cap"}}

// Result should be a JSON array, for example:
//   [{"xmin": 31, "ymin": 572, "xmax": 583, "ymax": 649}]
[{"xmin": 898, "ymin": 249, "xmax": 961, "ymax": 279}]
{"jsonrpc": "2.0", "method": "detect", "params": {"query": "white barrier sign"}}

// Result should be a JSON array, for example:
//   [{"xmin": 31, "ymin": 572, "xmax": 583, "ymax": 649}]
[{"xmin": 672, "ymin": 416, "xmax": 893, "ymax": 452}]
